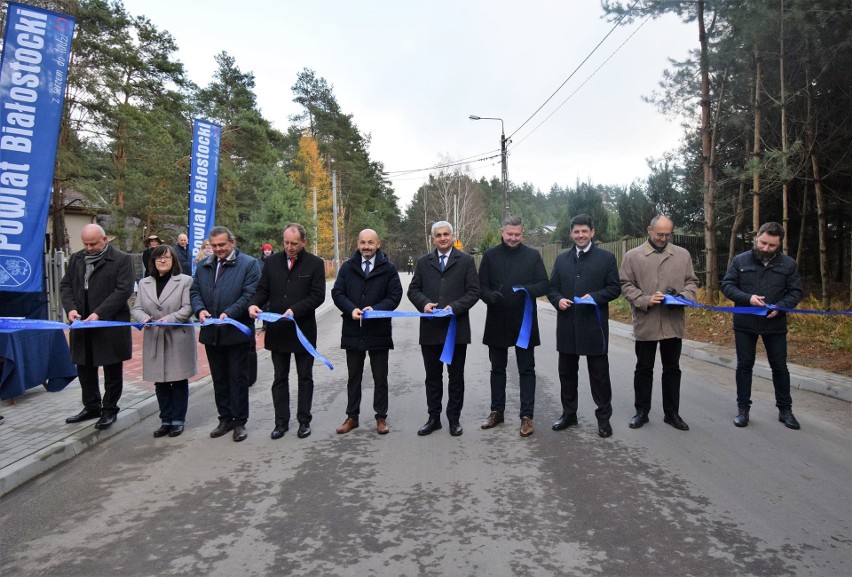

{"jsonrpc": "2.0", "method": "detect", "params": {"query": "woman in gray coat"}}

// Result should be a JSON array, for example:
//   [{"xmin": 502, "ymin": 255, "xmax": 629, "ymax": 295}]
[{"xmin": 131, "ymin": 245, "xmax": 198, "ymax": 437}]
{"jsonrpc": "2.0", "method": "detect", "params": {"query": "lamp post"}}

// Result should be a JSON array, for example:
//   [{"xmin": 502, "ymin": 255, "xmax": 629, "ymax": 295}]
[{"xmin": 469, "ymin": 115, "xmax": 509, "ymax": 222}]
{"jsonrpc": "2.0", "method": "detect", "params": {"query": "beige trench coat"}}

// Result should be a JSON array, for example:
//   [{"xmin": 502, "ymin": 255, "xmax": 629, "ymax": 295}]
[
  {"xmin": 131, "ymin": 274, "xmax": 198, "ymax": 383},
  {"xmin": 619, "ymin": 241, "xmax": 698, "ymax": 341}
]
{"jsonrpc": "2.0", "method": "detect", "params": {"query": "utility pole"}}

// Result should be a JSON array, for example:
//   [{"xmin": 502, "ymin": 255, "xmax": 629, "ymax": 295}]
[
  {"xmin": 332, "ymin": 171, "xmax": 340, "ymax": 275},
  {"xmin": 312, "ymin": 187, "xmax": 318, "ymax": 255},
  {"xmin": 500, "ymin": 129, "xmax": 509, "ymax": 223}
]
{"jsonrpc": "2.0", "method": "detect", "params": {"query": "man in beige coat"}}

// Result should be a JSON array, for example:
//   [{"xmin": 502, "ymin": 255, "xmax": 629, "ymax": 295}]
[{"xmin": 620, "ymin": 215, "xmax": 698, "ymax": 431}]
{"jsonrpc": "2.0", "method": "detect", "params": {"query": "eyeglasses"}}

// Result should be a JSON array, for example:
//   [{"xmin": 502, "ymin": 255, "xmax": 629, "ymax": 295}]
[
  {"xmin": 155, "ymin": 257, "xmax": 172, "ymax": 262},
  {"xmin": 652, "ymin": 232, "xmax": 673, "ymax": 239}
]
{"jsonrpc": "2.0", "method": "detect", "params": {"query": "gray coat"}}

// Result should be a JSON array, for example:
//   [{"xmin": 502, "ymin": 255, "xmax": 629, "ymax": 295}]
[{"xmin": 131, "ymin": 273, "xmax": 198, "ymax": 383}]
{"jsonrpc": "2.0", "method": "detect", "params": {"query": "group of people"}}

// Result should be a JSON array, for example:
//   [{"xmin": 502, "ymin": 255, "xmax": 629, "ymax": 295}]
[{"xmin": 58, "ymin": 214, "xmax": 805, "ymax": 443}]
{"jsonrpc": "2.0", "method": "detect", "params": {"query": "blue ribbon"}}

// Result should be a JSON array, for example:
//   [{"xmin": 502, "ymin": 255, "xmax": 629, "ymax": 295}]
[
  {"xmin": 572, "ymin": 295, "xmax": 607, "ymax": 352},
  {"xmin": 258, "ymin": 312, "xmax": 334, "ymax": 370},
  {"xmin": 513, "ymin": 287, "xmax": 534, "ymax": 349},
  {"xmin": 0, "ymin": 316, "xmax": 252, "ymax": 336},
  {"xmin": 363, "ymin": 308, "xmax": 458, "ymax": 364},
  {"xmin": 663, "ymin": 294, "xmax": 852, "ymax": 316}
]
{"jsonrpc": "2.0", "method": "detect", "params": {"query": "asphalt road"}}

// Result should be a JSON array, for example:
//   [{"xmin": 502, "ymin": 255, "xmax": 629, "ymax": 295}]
[{"xmin": 1, "ymin": 274, "xmax": 850, "ymax": 577}]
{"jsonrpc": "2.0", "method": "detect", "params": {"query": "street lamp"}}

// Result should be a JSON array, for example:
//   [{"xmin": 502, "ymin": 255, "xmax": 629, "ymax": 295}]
[{"xmin": 469, "ymin": 114, "xmax": 509, "ymax": 222}]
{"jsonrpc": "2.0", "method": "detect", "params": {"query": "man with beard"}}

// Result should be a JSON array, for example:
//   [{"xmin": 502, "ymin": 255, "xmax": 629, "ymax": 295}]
[
  {"xmin": 620, "ymin": 215, "xmax": 698, "ymax": 432},
  {"xmin": 721, "ymin": 221, "xmax": 804, "ymax": 429}
]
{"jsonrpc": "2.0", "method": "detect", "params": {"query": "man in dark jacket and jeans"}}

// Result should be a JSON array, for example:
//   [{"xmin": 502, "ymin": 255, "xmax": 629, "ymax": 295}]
[
  {"xmin": 478, "ymin": 215, "xmax": 549, "ymax": 437},
  {"xmin": 546, "ymin": 214, "xmax": 621, "ymax": 438},
  {"xmin": 721, "ymin": 221, "xmax": 804, "ymax": 429},
  {"xmin": 191, "ymin": 226, "xmax": 260, "ymax": 442},
  {"xmin": 331, "ymin": 229, "xmax": 403, "ymax": 435}
]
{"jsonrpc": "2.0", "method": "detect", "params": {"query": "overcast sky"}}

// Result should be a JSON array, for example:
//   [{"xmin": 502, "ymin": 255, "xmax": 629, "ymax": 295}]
[{"xmin": 121, "ymin": 1, "xmax": 697, "ymax": 210}]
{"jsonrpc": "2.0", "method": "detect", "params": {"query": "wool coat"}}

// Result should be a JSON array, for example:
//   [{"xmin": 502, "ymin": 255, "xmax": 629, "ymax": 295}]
[
  {"xmin": 59, "ymin": 244, "xmax": 135, "ymax": 366},
  {"xmin": 248, "ymin": 248, "xmax": 326, "ymax": 353},
  {"xmin": 619, "ymin": 240, "xmax": 698, "ymax": 342},
  {"xmin": 131, "ymin": 273, "xmax": 198, "ymax": 382},
  {"xmin": 331, "ymin": 249, "xmax": 403, "ymax": 350},
  {"xmin": 547, "ymin": 245, "xmax": 621, "ymax": 355},
  {"xmin": 478, "ymin": 242, "xmax": 549, "ymax": 348},
  {"xmin": 407, "ymin": 248, "xmax": 480, "ymax": 346}
]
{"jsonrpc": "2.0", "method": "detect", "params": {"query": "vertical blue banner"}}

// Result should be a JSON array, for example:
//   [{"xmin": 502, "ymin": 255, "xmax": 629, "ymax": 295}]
[
  {"xmin": 188, "ymin": 118, "xmax": 221, "ymax": 275},
  {"xmin": 0, "ymin": 3, "xmax": 75, "ymax": 292}
]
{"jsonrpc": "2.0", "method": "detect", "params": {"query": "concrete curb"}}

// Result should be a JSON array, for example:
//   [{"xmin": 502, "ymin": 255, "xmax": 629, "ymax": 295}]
[{"xmin": 537, "ymin": 299, "xmax": 852, "ymax": 404}]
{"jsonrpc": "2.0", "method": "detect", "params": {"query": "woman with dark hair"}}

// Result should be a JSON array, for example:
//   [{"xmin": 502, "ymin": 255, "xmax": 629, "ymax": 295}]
[{"xmin": 131, "ymin": 244, "xmax": 198, "ymax": 437}]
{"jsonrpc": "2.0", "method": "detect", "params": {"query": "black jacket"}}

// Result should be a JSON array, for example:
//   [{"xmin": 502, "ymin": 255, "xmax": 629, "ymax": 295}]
[
  {"xmin": 331, "ymin": 249, "xmax": 402, "ymax": 350},
  {"xmin": 721, "ymin": 249, "xmax": 803, "ymax": 334}
]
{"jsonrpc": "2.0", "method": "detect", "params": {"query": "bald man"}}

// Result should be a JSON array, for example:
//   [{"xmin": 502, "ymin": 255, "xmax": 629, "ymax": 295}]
[
  {"xmin": 174, "ymin": 233, "xmax": 191, "ymax": 274},
  {"xmin": 331, "ymin": 229, "xmax": 402, "ymax": 434},
  {"xmin": 60, "ymin": 224, "xmax": 135, "ymax": 429}
]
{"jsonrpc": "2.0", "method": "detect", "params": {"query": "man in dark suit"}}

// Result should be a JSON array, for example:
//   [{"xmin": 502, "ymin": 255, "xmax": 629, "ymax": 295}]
[
  {"xmin": 478, "ymin": 216, "xmax": 549, "ymax": 437},
  {"xmin": 174, "ymin": 233, "xmax": 191, "ymax": 274},
  {"xmin": 331, "ymin": 229, "xmax": 403, "ymax": 435},
  {"xmin": 407, "ymin": 221, "xmax": 480, "ymax": 437},
  {"xmin": 190, "ymin": 226, "xmax": 260, "ymax": 442},
  {"xmin": 60, "ymin": 223, "xmax": 135, "ymax": 429},
  {"xmin": 547, "ymin": 214, "xmax": 622, "ymax": 438},
  {"xmin": 249, "ymin": 223, "xmax": 325, "ymax": 440}
]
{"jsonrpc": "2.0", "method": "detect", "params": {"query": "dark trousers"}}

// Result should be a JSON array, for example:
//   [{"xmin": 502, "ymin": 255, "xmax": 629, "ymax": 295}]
[
  {"xmin": 421, "ymin": 343, "xmax": 467, "ymax": 422},
  {"xmin": 345, "ymin": 348, "xmax": 389, "ymax": 420},
  {"xmin": 734, "ymin": 331, "xmax": 792, "ymax": 411},
  {"xmin": 633, "ymin": 338, "xmax": 683, "ymax": 415},
  {"xmin": 155, "ymin": 379, "xmax": 189, "ymax": 425},
  {"xmin": 488, "ymin": 345, "xmax": 536, "ymax": 419},
  {"xmin": 205, "ymin": 342, "xmax": 251, "ymax": 426},
  {"xmin": 77, "ymin": 363, "xmax": 123, "ymax": 416},
  {"xmin": 271, "ymin": 351, "xmax": 314, "ymax": 425},
  {"xmin": 558, "ymin": 353, "xmax": 613, "ymax": 421}
]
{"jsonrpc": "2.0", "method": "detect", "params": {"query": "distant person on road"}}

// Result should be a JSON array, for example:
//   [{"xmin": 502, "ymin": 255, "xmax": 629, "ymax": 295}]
[
  {"xmin": 620, "ymin": 214, "xmax": 698, "ymax": 432},
  {"xmin": 478, "ymin": 215, "xmax": 548, "ymax": 437},
  {"xmin": 721, "ymin": 221, "xmax": 804, "ymax": 430},
  {"xmin": 407, "ymin": 256, "xmax": 413, "ymax": 275},
  {"xmin": 248, "ymin": 223, "xmax": 325, "ymax": 441},
  {"xmin": 174, "ymin": 233, "xmax": 192, "ymax": 275},
  {"xmin": 190, "ymin": 226, "xmax": 260, "ymax": 442},
  {"xmin": 407, "ymin": 221, "xmax": 480, "ymax": 437},
  {"xmin": 196, "ymin": 240, "xmax": 213, "ymax": 264},
  {"xmin": 142, "ymin": 234, "xmax": 162, "ymax": 277},
  {"xmin": 60, "ymin": 223, "xmax": 135, "ymax": 430},
  {"xmin": 258, "ymin": 243, "xmax": 274, "ymax": 271},
  {"xmin": 331, "ymin": 229, "xmax": 403, "ymax": 435},
  {"xmin": 547, "ymin": 214, "xmax": 621, "ymax": 438},
  {"xmin": 131, "ymin": 244, "xmax": 197, "ymax": 438}
]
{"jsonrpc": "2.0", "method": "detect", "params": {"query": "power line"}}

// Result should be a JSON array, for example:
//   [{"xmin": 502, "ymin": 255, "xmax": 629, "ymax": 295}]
[{"xmin": 383, "ymin": 151, "xmax": 501, "ymax": 178}]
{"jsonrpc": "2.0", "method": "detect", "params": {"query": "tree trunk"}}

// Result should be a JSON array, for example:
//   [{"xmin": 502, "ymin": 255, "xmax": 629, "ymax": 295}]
[
  {"xmin": 805, "ymin": 62, "xmax": 829, "ymax": 307},
  {"xmin": 728, "ymin": 139, "xmax": 750, "ymax": 267},
  {"xmin": 795, "ymin": 180, "xmax": 807, "ymax": 265},
  {"xmin": 698, "ymin": 0, "xmax": 718, "ymax": 299},
  {"xmin": 779, "ymin": 0, "xmax": 790, "ymax": 253},
  {"xmin": 752, "ymin": 46, "xmax": 762, "ymax": 234}
]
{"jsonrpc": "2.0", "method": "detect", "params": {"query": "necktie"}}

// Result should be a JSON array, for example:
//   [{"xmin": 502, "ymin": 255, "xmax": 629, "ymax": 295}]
[
  {"xmin": 364, "ymin": 260, "xmax": 371, "ymax": 275},
  {"xmin": 439, "ymin": 254, "xmax": 446, "ymax": 271},
  {"xmin": 214, "ymin": 259, "xmax": 226, "ymax": 286},
  {"xmin": 288, "ymin": 257, "xmax": 294, "ymax": 270}
]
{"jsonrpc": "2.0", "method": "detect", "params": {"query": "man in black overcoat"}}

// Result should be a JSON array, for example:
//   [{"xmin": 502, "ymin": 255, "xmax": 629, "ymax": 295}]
[
  {"xmin": 60, "ymin": 223, "xmax": 135, "ymax": 429},
  {"xmin": 478, "ymin": 216, "xmax": 549, "ymax": 437},
  {"xmin": 546, "ymin": 214, "xmax": 621, "ymax": 438},
  {"xmin": 249, "ymin": 223, "xmax": 325, "ymax": 440},
  {"xmin": 331, "ymin": 229, "xmax": 403, "ymax": 435},
  {"xmin": 407, "ymin": 221, "xmax": 480, "ymax": 437}
]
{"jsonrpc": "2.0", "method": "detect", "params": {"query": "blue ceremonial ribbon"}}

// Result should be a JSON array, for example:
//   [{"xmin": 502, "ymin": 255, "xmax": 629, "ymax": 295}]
[
  {"xmin": 363, "ymin": 308, "xmax": 458, "ymax": 364},
  {"xmin": 257, "ymin": 312, "xmax": 333, "ymax": 370},
  {"xmin": 572, "ymin": 295, "xmax": 607, "ymax": 351},
  {"xmin": 0, "ymin": 318, "xmax": 75, "ymax": 332},
  {"xmin": 766, "ymin": 304, "xmax": 852, "ymax": 316},
  {"xmin": 0, "ymin": 317, "xmax": 252, "ymax": 336},
  {"xmin": 513, "ymin": 287, "xmax": 533, "ymax": 349},
  {"xmin": 663, "ymin": 294, "xmax": 852, "ymax": 316}
]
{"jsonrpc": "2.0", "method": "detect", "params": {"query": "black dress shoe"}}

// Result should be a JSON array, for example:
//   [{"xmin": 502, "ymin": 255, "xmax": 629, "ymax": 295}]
[
  {"xmin": 297, "ymin": 423, "xmax": 311, "ymax": 439},
  {"xmin": 153, "ymin": 424, "xmax": 171, "ymax": 438},
  {"xmin": 168, "ymin": 425, "xmax": 184, "ymax": 437},
  {"xmin": 598, "ymin": 420, "xmax": 613, "ymax": 438},
  {"xmin": 417, "ymin": 418, "xmax": 442, "ymax": 436},
  {"xmin": 94, "ymin": 413, "xmax": 117, "ymax": 430},
  {"xmin": 733, "ymin": 408, "xmax": 749, "ymax": 428},
  {"xmin": 664, "ymin": 413, "xmax": 690, "ymax": 431},
  {"xmin": 66, "ymin": 408, "xmax": 100, "ymax": 424},
  {"xmin": 270, "ymin": 425, "xmax": 288, "ymax": 440},
  {"xmin": 448, "ymin": 421, "xmax": 463, "ymax": 437},
  {"xmin": 210, "ymin": 421, "xmax": 234, "ymax": 438},
  {"xmin": 629, "ymin": 411, "xmax": 649, "ymax": 429},
  {"xmin": 232, "ymin": 425, "xmax": 247, "ymax": 442},
  {"xmin": 779, "ymin": 411, "xmax": 800, "ymax": 430},
  {"xmin": 552, "ymin": 413, "xmax": 579, "ymax": 431}
]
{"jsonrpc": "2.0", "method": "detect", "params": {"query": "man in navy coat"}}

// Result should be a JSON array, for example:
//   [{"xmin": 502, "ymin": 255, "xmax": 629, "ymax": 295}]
[
  {"xmin": 547, "ymin": 214, "xmax": 621, "ymax": 438},
  {"xmin": 331, "ymin": 229, "xmax": 402, "ymax": 435},
  {"xmin": 407, "ymin": 221, "xmax": 480, "ymax": 437}
]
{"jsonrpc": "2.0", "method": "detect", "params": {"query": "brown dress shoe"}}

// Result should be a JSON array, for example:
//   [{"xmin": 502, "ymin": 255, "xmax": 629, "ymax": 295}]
[
  {"xmin": 336, "ymin": 417, "xmax": 359, "ymax": 434},
  {"xmin": 481, "ymin": 411, "xmax": 504, "ymax": 429},
  {"xmin": 376, "ymin": 418, "xmax": 389, "ymax": 434},
  {"xmin": 520, "ymin": 416, "xmax": 534, "ymax": 437}
]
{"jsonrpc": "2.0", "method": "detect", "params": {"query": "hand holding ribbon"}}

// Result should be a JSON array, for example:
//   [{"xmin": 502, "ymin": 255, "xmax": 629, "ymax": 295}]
[
  {"xmin": 363, "ymin": 308, "xmax": 458, "ymax": 364},
  {"xmin": 258, "ymin": 312, "xmax": 333, "ymax": 370}
]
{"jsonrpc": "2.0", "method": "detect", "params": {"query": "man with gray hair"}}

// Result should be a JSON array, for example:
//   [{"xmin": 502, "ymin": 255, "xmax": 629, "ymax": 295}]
[
  {"xmin": 408, "ymin": 221, "xmax": 480, "ymax": 437},
  {"xmin": 191, "ymin": 226, "xmax": 260, "ymax": 442},
  {"xmin": 60, "ymin": 223, "xmax": 135, "ymax": 429}
]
